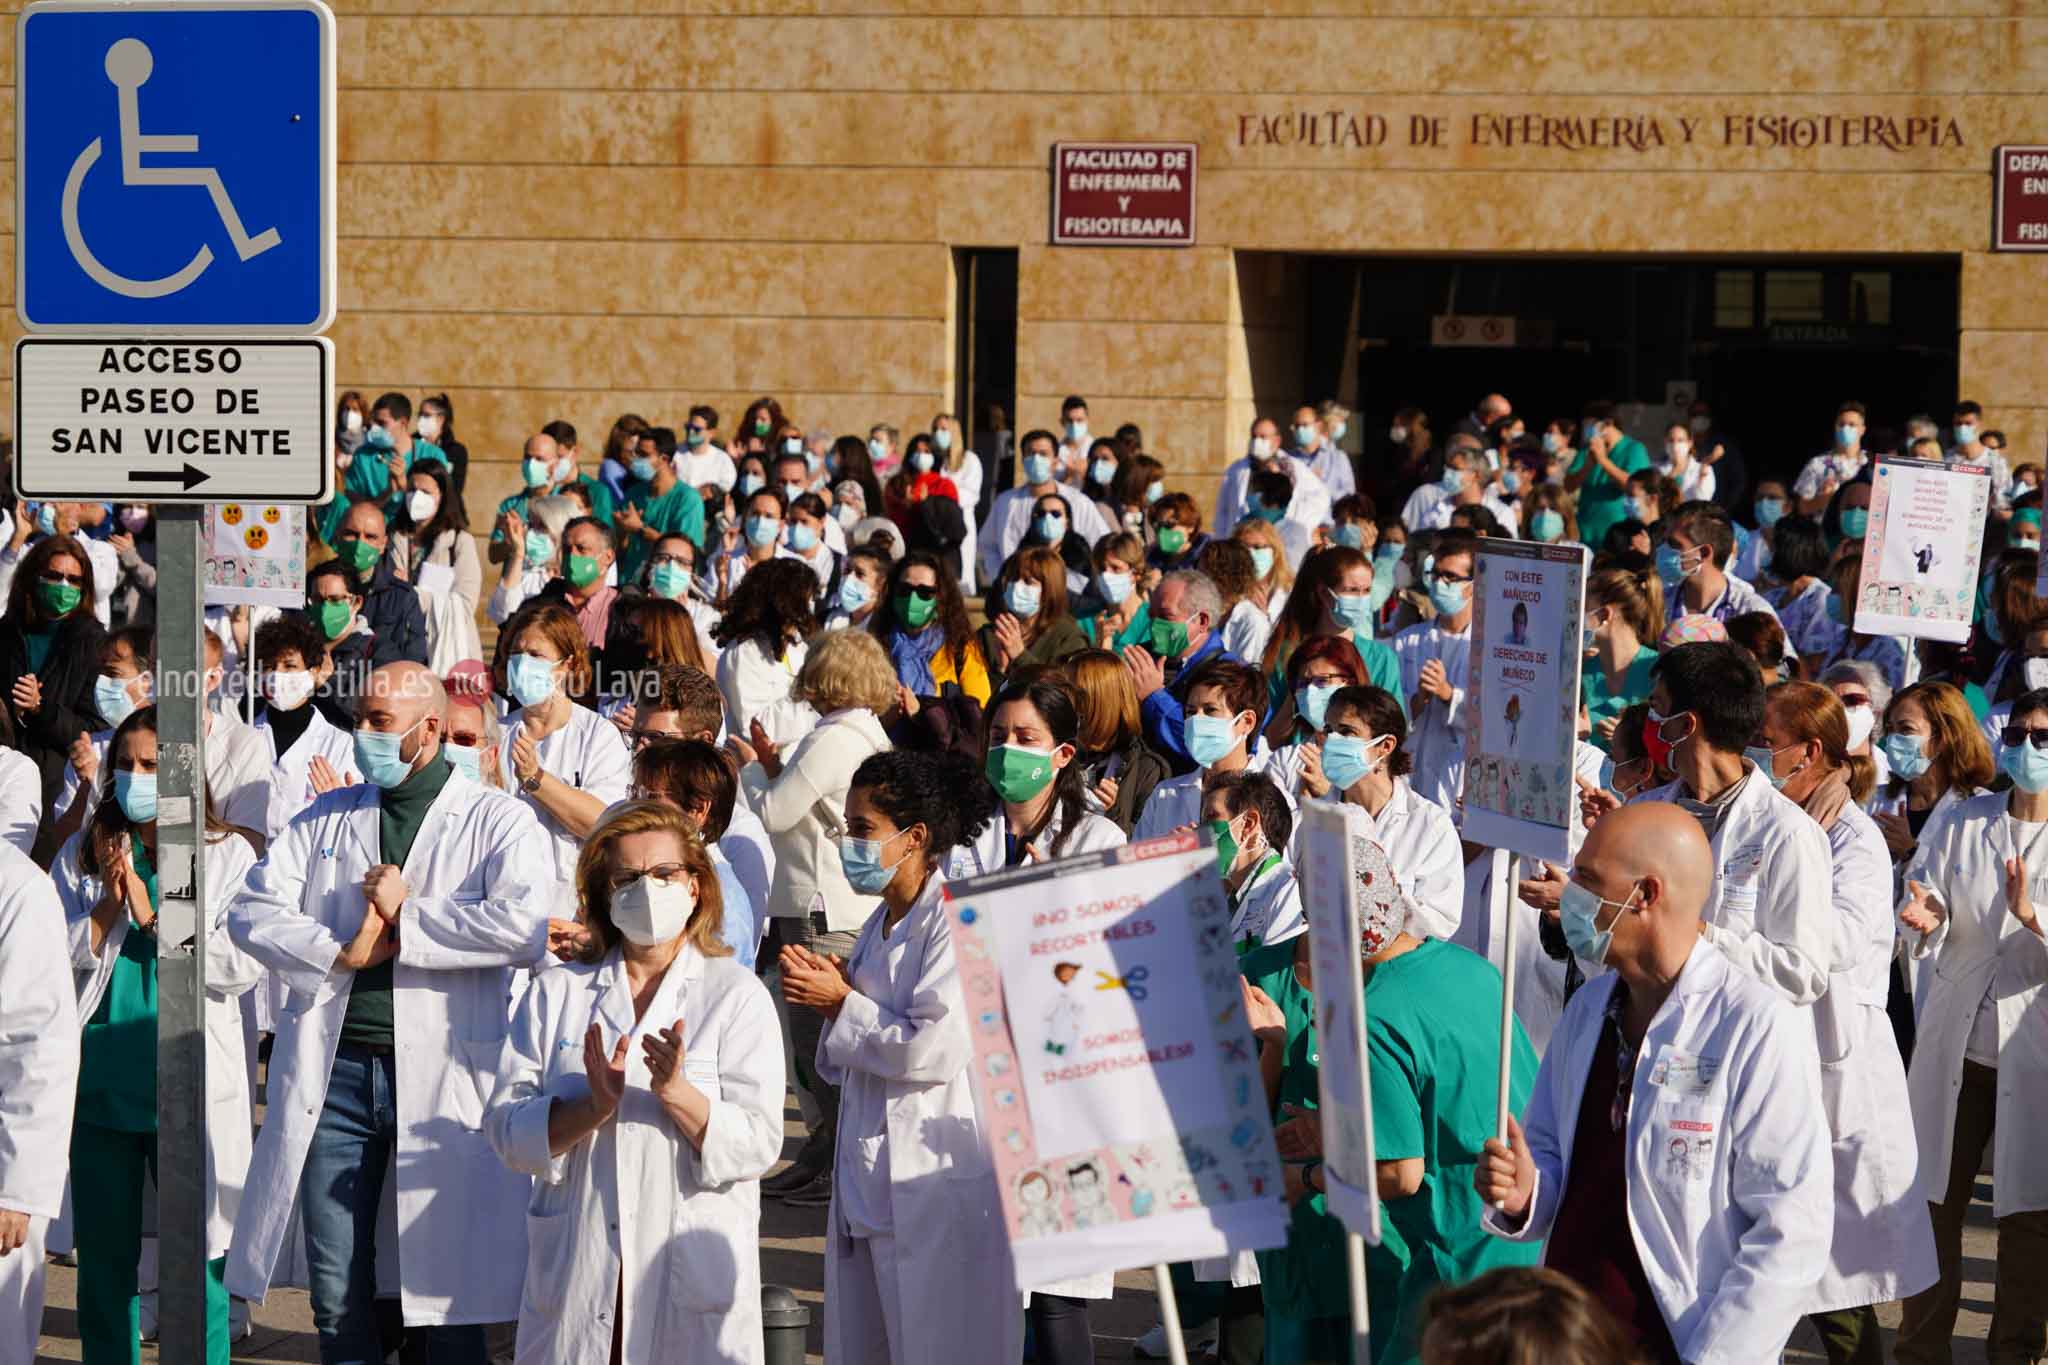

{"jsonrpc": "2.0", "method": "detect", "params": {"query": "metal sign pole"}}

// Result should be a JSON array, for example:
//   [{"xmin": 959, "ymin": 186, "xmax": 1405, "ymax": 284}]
[{"xmin": 154, "ymin": 503, "xmax": 210, "ymax": 1360}]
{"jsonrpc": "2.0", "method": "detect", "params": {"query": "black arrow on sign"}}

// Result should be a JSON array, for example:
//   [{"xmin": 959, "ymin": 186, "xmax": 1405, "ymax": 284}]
[{"xmin": 129, "ymin": 464, "xmax": 210, "ymax": 491}]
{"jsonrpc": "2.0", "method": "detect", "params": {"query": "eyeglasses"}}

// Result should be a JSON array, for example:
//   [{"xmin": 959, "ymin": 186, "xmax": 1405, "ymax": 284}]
[
  {"xmin": 1432, "ymin": 569, "xmax": 1473, "ymax": 586},
  {"xmin": 39, "ymin": 570, "xmax": 86, "ymax": 587},
  {"xmin": 650, "ymin": 553, "xmax": 693, "ymax": 570},
  {"xmin": 2002, "ymin": 726, "xmax": 2048, "ymax": 751},
  {"xmin": 897, "ymin": 584, "xmax": 938, "ymax": 601},
  {"xmin": 607, "ymin": 862, "xmax": 687, "ymax": 892}
]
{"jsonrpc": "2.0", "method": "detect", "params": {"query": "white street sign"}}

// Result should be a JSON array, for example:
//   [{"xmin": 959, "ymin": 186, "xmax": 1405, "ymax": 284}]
[{"xmin": 13, "ymin": 335, "xmax": 332, "ymax": 503}]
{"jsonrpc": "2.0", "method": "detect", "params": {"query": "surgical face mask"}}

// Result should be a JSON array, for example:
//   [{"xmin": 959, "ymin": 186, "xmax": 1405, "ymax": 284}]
[
  {"xmin": 1955, "ymin": 422, "xmax": 1979, "ymax": 446},
  {"xmin": 508, "ymin": 653, "xmax": 561, "ymax": 708},
  {"xmin": 265, "ymin": 670, "xmax": 315, "ymax": 711},
  {"xmin": 1145, "ymin": 480, "xmax": 1165, "ymax": 504},
  {"xmin": 985, "ymin": 744, "xmax": 1059, "ymax": 804},
  {"xmin": 1319, "ymin": 733, "xmax": 1384, "ymax": 791},
  {"xmin": 1295, "ymin": 682, "xmax": 1342, "ymax": 732},
  {"xmin": 611, "ymin": 872, "xmax": 697, "ymax": 946},
  {"xmin": 1245, "ymin": 493, "xmax": 1283, "ymax": 524},
  {"xmin": 1149, "ymin": 616, "xmax": 1191, "ymax": 659},
  {"xmin": 1582, "ymin": 419, "xmax": 1602, "ymax": 443},
  {"xmin": 1534, "ymin": 431, "xmax": 1563, "ymax": 458},
  {"xmin": 119, "ymin": 507, "xmax": 149, "ymax": 533},
  {"xmin": 521, "ymin": 456, "xmax": 550, "ymax": 488},
  {"xmin": 1560, "ymin": 879, "xmax": 1633, "ymax": 968},
  {"xmin": 2025, "ymin": 657, "xmax": 2048, "ymax": 692},
  {"xmin": 1004, "ymin": 580, "xmax": 1042, "ymax": 618},
  {"xmin": 868, "ymin": 437, "xmax": 889, "ymax": 463},
  {"xmin": 1033, "ymin": 512, "xmax": 1067, "ymax": 543},
  {"xmin": 354, "ymin": 716, "xmax": 429, "ymax": 789},
  {"xmin": 909, "ymin": 449, "xmax": 936, "ymax": 474},
  {"xmin": 933, "ymin": 427, "xmax": 954, "ymax": 453},
  {"xmin": 1331, "ymin": 420, "xmax": 1347, "ymax": 442},
  {"xmin": 417, "ymin": 414, "xmax": 443, "ymax": 441},
  {"xmin": 895, "ymin": 590, "xmax": 937, "ymax": 629},
  {"xmin": 1744, "ymin": 742, "xmax": 1808, "ymax": 791},
  {"xmin": 2019, "ymin": 538, "xmax": 2041, "ymax": 554},
  {"xmin": 1090, "ymin": 456, "xmax": 1117, "ymax": 486},
  {"xmin": 32, "ymin": 503, "xmax": 57, "ymax": 539},
  {"xmin": 1836, "ymin": 423, "xmax": 1861, "ymax": 450},
  {"xmin": 780, "ymin": 437, "xmax": 804, "ymax": 458},
  {"xmin": 777, "ymin": 481, "xmax": 805, "ymax": 504},
  {"xmin": 1249, "ymin": 436, "xmax": 1275, "ymax": 460},
  {"xmin": 343, "ymin": 409, "xmax": 364, "ymax": 434},
  {"xmin": 1156, "ymin": 525, "xmax": 1189, "ymax": 557},
  {"xmin": 407, "ymin": 490, "xmax": 438, "ymax": 524},
  {"xmin": 1329, "ymin": 590, "xmax": 1374, "ymax": 633},
  {"xmin": 523, "ymin": 531, "xmax": 553, "ymax": 565},
  {"xmin": 684, "ymin": 427, "xmax": 708, "ymax": 449},
  {"xmin": 1389, "ymin": 424, "xmax": 1409, "ymax": 443},
  {"xmin": 341, "ymin": 537, "xmax": 381, "ymax": 576},
  {"xmin": 1755, "ymin": 497, "xmax": 1785, "ymax": 528},
  {"xmin": 837, "ymin": 575, "xmax": 874, "ymax": 616},
  {"xmin": 1643, "ymin": 708, "xmax": 1693, "ymax": 770},
  {"xmin": 835, "ymin": 503, "xmax": 861, "ymax": 531},
  {"xmin": 565, "ymin": 553, "xmax": 603, "ymax": 589},
  {"xmin": 1531, "ymin": 509, "xmax": 1565, "ymax": 542},
  {"xmin": 364, "ymin": 425, "xmax": 395, "ymax": 452},
  {"xmin": 550, "ymin": 455, "xmax": 574, "ymax": 482},
  {"xmin": 745, "ymin": 515, "xmax": 780, "ymax": 548},
  {"xmin": 1880, "ymin": 731, "xmax": 1932, "ymax": 779},
  {"xmin": 736, "ymin": 473, "xmax": 765, "ymax": 497},
  {"xmin": 1665, "ymin": 440, "xmax": 1691, "ymax": 464},
  {"xmin": 1439, "ymin": 466, "xmax": 1465, "ymax": 495},
  {"xmin": 630, "ymin": 457, "xmax": 658, "ymax": 483},
  {"xmin": 1066, "ymin": 420, "xmax": 1089, "ymax": 443},
  {"xmin": 443, "ymin": 741, "xmax": 483, "ymax": 782},
  {"xmin": 1428, "ymin": 576, "xmax": 1469, "ymax": 619},
  {"xmin": 95, "ymin": 673, "xmax": 143, "ymax": 729},
  {"xmin": 1208, "ymin": 814, "xmax": 1252, "ymax": 881},
  {"xmin": 787, "ymin": 522, "xmax": 819, "ymax": 553},
  {"xmin": 1842, "ymin": 703, "xmax": 1876, "ymax": 750},
  {"xmin": 1248, "ymin": 546, "xmax": 1275, "ymax": 580},
  {"xmin": 1099, "ymin": 570, "xmax": 1133, "ymax": 606},
  {"xmin": 840, "ymin": 829, "xmax": 915, "ymax": 896},
  {"xmin": 1655, "ymin": 544, "xmax": 1703, "ymax": 587},
  {"xmin": 1333, "ymin": 523, "xmax": 1365, "ymax": 550},
  {"xmin": 1022, "ymin": 452, "xmax": 1055, "ymax": 485},
  {"xmin": 1184, "ymin": 712, "xmax": 1246, "ymax": 769},
  {"xmin": 2001, "ymin": 739, "xmax": 2048, "ymax": 793},
  {"xmin": 1501, "ymin": 468, "xmax": 1522, "ymax": 495},
  {"xmin": 1294, "ymin": 424, "xmax": 1319, "ymax": 448},
  {"xmin": 113, "ymin": 769, "xmax": 158, "ymax": 824},
  {"xmin": 650, "ymin": 562, "xmax": 692, "ymax": 600},
  {"xmin": 1839, "ymin": 507, "xmax": 1869, "ymax": 540}
]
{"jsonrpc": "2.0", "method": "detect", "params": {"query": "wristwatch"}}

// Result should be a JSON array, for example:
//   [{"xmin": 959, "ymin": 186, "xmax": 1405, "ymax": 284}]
[{"xmin": 520, "ymin": 770, "xmax": 543, "ymax": 795}]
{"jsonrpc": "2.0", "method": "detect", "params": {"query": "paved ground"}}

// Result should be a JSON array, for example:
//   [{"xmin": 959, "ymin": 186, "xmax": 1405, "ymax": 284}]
[{"xmin": 35, "ymin": 1092, "xmax": 1997, "ymax": 1362}]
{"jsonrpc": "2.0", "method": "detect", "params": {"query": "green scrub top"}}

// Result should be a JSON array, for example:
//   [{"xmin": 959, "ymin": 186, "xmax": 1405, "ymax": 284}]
[
  {"xmin": 24, "ymin": 628, "xmax": 53, "ymax": 675},
  {"xmin": 617, "ymin": 479, "xmax": 708, "ymax": 582},
  {"xmin": 1265, "ymin": 632, "xmax": 1408, "ymax": 722},
  {"xmin": 1082, "ymin": 601, "xmax": 1152, "ymax": 651},
  {"xmin": 1571, "ymin": 435, "xmax": 1650, "ymax": 551},
  {"xmin": 77, "ymin": 834, "xmax": 159, "ymax": 1133},
  {"xmin": 1582, "ymin": 644, "xmax": 1659, "ymax": 752}
]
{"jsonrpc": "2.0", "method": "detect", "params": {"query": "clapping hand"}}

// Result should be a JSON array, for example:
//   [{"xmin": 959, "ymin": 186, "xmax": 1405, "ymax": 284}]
[
  {"xmin": 641, "ymin": 1018, "xmax": 692, "ymax": 1108},
  {"xmin": 547, "ymin": 918, "xmax": 592, "ymax": 961},
  {"xmin": 1898, "ymin": 878, "xmax": 1946, "ymax": 936},
  {"xmin": 1273, "ymin": 1102, "xmax": 1323, "ymax": 1160},
  {"xmin": 1241, "ymin": 979, "xmax": 1287, "ymax": 1045},
  {"xmin": 583, "ymin": 1024, "xmax": 629, "ymax": 1121},
  {"xmin": 1120, "ymin": 643, "xmax": 1166, "ymax": 700},
  {"xmin": 992, "ymin": 613, "xmax": 1027, "ymax": 669},
  {"xmin": 309, "ymin": 754, "xmax": 352, "ymax": 795},
  {"xmin": 780, "ymin": 944, "xmax": 852, "ymax": 1016},
  {"xmin": 1577, "ymin": 774, "xmax": 1621, "ymax": 828},
  {"xmin": 10, "ymin": 674, "xmax": 43, "ymax": 716},
  {"xmin": 748, "ymin": 719, "xmax": 783, "ymax": 778},
  {"xmin": 1418, "ymin": 658, "xmax": 1452, "ymax": 703},
  {"xmin": 2004, "ymin": 859, "xmax": 2041, "ymax": 937}
]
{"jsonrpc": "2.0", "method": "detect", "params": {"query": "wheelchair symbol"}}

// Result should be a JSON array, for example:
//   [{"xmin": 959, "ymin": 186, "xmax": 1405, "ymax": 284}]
[{"xmin": 61, "ymin": 37, "xmax": 282, "ymax": 299}]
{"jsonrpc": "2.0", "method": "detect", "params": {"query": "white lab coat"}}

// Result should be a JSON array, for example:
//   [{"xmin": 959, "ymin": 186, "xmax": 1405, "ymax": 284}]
[
  {"xmin": 58, "ymin": 710, "xmax": 271, "ymax": 841},
  {"xmin": 1227, "ymin": 856, "xmax": 1305, "ymax": 950},
  {"xmin": 818, "ymin": 872, "xmax": 1024, "ymax": 1365},
  {"xmin": 0, "ymin": 747, "xmax": 40, "ymax": 857},
  {"xmin": 1902, "ymin": 791, "xmax": 2048, "ymax": 1218},
  {"xmin": 1221, "ymin": 598, "xmax": 1273, "ymax": 675},
  {"xmin": 979, "ymin": 485, "xmax": 1113, "ymax": 586},
  {"xmin": 1483, "ymin": 941, "xmax": 1834, "ymax": 1364},
  {"xmin": 1211, "ymin": 456, "xmax": 1332, "ymax": 539},
  {"xmin": 225, "ymin": 773, "xmax": 551, "ymax": 1323},
  {"xmin": 945, "ymin": 801, "xmax": 1127, "ymax": 881},
  {"xmin": 498, "ymin": 700, "xmax": 634, "ymax": 914},
  {"xmin": 1130, "ymin": 751, "xmax": 1299, "ymax": 846},
  {"xmin": 946, "ymin": 451, "xmax": 985, "ymax": 595},
  {"xmin": 1391, "ymin": 619, "xmax": 1473, "ymax": 814},
  {"xmin": 253, "ymin": 706, "xmax": 359, "ymax": 842},
  {"xmin": 0, "ymin": 845, "xmax": 82, "ymax": 1365},
  {"xmin": 486, "ymin": 943, "xmax": 786, "ymax": 1364},
  {"xmin": 715, "ymin": 635, "xmax": 808, "ymax": 739},
  {"xmin": 54, "ymin": 831, "xmax": 262, "ymax": 1256},
  {"xmin": 1307, "ymin": 780, "xmax": 1465, "ymax": 942},
  {"xmin": 1636, "ymin": 766, "xmax": 1834, "ymax": 1006},
  {"xmin": 741, "ymin": 707, "xmax": 893, "ymax": 931},
  {"xmin": 1805, "ymin": 802, "xmax": 1938, "ymax": 1310},
  {"xmin": 1299, "ymin": 442, "xmax": 1355, "ymax": 502}
]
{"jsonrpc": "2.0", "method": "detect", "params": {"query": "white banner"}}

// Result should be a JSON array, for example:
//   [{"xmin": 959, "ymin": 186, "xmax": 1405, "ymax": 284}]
[
  {"xmin": 1858, "ymin": 456, "xmax": 1990, "ymax": 644},
  {"xmin": 203, "ymin": 501, "xmax": 306, "ymax": 608},
  {"xmin": 944, "ymin": 832, "xmax": 1290, "ymax": 1290}
]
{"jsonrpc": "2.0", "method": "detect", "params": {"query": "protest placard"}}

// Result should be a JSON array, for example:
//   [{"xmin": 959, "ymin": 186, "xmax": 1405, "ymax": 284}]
[
  {"xmin": 1857, "ymin": 456, "xmax": 1991, "ymax": 643},
  {"xmin": 203, "ymin": 501, "xmax": 306, "ymax": 608},
  {"xmin": 944, "ymin": 832, "xmax": 1289, "ymax": 1290},
  {"xmin": 1461, "ymin": 540, "xmax": 1589, "ymax": 863}
]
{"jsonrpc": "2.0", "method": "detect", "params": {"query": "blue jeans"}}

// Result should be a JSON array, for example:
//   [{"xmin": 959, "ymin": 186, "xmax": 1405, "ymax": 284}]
[{"xmin": 300, "ymin": 1044, "xmax": 486, "ymax": 1365}]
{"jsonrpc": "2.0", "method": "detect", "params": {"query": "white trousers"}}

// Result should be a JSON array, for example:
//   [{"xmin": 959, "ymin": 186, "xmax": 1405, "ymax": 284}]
[
  {"xmin": 827, "ymin": 1231, "xmax": 904, "ymax": 1365},
  {"xmin": 0, "ymin": 1215, "xmax": 48, "ymax": 1365}
]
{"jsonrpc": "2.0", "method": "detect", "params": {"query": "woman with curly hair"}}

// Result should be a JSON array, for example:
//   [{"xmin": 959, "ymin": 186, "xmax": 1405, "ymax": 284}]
[{"xmin": 712, "ymin": 556, "xmax": 819, "ymax": 735}]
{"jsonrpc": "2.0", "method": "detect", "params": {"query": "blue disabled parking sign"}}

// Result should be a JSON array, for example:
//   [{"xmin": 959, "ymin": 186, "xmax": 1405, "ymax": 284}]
[{"xmin": 16, "ymin": 0, "xmax": 335, "ymax": 332}]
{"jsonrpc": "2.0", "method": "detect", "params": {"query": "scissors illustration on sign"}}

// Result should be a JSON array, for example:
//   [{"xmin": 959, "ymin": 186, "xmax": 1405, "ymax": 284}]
[{"xmin": 1094, "ymin": 966, "xmax": 1149, "ymax": 1001}]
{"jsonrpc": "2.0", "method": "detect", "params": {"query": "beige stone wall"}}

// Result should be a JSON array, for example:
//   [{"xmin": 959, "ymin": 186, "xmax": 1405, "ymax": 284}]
[{"xmin": 3, "ymin": 0, "xmax": 2042, "ymax": 521}]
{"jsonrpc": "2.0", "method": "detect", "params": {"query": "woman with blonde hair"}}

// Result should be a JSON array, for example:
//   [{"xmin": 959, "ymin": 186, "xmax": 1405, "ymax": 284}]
[
  {"xmin": 1582, "ymin": 564, "xmax": 1662, "ymax": 750},
  {"xmin": 487, "ymin": 801, "xmax": 784, "ymax": 1363},
  {"xmin": 1521, "ymin": 483, "xmax": 1576, "ymax": 546},
  {"xmin": 979, "ymin": 545, "xmax": 1088, "ymax": 689},
  {"xmin": 1231, "ymin": 516, "xmax": 1295, "ymax": 624},
  {"xmin": 1064, "ymin": 648, "xmax": 1168, "ymax": 835},
  {"xmin": 726, "ymin": 628, "xmax": 896, "ymax": 1206},
  {"xmin": 1872, "ymin": 679, "xmax": 1994, "ymax": 860}
]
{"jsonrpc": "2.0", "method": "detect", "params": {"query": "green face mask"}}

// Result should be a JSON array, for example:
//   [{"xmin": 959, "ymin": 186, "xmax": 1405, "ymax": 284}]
[
  {"xmin": 566, "ymin": 553, "xmax": 602, "ymax": 589},
  {"xmin": 985, "ymin": 743, "xmax": 1059, "ymax": 804},
  {"xmin": 341, "ymin": 537, "xmax": 381, "ymax": 575},
  {"xmin": 1150, "ymin": 617, "xmax": 1190, "ymax": 659},
  {"xmin": 1208, "ymin": 817, "xmax": 1240, "ymax": 881},
  {"xmin": 315, "ymin": 599, "xmax": 353, "ymax": 641},
  {"xmin": 1157, "ymin": 526, "xmax": 1188, "ymax": 556},
  {"xmin": 895, "ymin": 591, "xmax": 937, "ymax": 629},
  {"xmin": 35, "ymin": 579, "xmax": 82, "ymax": 618}
]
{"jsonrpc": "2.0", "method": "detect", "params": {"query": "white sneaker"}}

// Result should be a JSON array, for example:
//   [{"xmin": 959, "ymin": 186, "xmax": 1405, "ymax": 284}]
[{"xmin": 1132, "ymin": 1319, "xmax": 1218, "ymax": 1358}]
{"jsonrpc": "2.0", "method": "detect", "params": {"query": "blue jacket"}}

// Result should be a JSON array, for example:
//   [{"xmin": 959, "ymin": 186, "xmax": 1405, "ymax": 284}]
[{"xmin": 1140, "ymin": 631, "xmax": 1242, "ymax": 775}]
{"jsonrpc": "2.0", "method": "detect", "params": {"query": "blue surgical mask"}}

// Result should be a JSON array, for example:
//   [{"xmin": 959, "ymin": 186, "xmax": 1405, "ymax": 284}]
[
  {"xmin": 1541, "ymin": 432, "xmax": 1564, "ymax": 455},
  {"xmin": 787, "ymin": 522, "xmax": 819, "ymax": 553},
  {"xmin": 1836, "ymin": 424, "xmax": 1861, "ymax": 450},
  {"xmin": 95, "ymin": 674, "xmax": 140, "ymax": 729},
  {"xmin": 354, "ymin": 716, "xmax": 427, "ymax": 789},
  {"xmin": 521, "ymin": 456, "xmax": 550, "ymax": 488},
  {"xmin": 909, "ymin": 449, "xmax": 935, "ymax": 474},
  {"xmin": 745, "ymin": 515, "xmax": 780, "ymax": 548},
  {"xmin": 1655, "ymin": 544, "xmax": 1689, "ymax": 587},
  {"xmin": 1334, "ymin": 524, "xmax": 1365, "ymax": 550},
  {"xmin": 933, "ymin": 428, "xmax": 953, "ymax": 453},
  {"xmin": 1099, "ymin": 570, "xmax": 1134, "ymax": 605},
  {"xmin": 1184, "ymin": 713, "xmax": 1244, "ymax": 769},
  {"xmin": 1428, "ymin": 577, "xmax": 1468, "ymax": 618},
  {"xmin": 2001, "ymin": 739, "xmax": 2048, "ymax": 793},
  {"xmin": 508, "ymin": 653, "xmax": 560, "ymax": 708},
  {"xmin": 1743, "ymin": 743, "xmax": 1806, "ymax": 791},
  {"xmin": 1560, "ymin": 880, "xmax": 1630, "ymax": 968},
  {"xmin": 1145, "ymin": 480, "xmax": 1165, "ymax": 504},
  {"xmin": 1033, "ymin": 513, "xmax": 1066, "ymax": 543},
  {"xmin": 1090, "ymin": 457, "xmax": 1117, "ymax": 485},
  {"xmin": 1066, "ymin": 420, "xmax": 1089, "ymax": 442},
  {"xmin": 113, "ymin": 769, "xmax": 158, "ymax": 824},
  {"xmin": 523, "ymin": 531, "xmax": 552, "ymax": 565},
  {"xmin": 1023, "ymin": 453, "xmax": 1055, "ymax": 485},
  {"xmin": 1502, "ymin": 468, "xmax": 1522, "ymax": 495},
  {"xmin": 736, "ymin": 473, "xmax": 765, "ymax": 497},
  {"xmin": 1839, "ymin": 507, "xmax": 1869, "ymax": 540},
  {"xmin": 1005, "ymin": 580, "xmax": 1042, "ymax": 618},
  {"xmin": 364, "ymin": 425, "xmax": 395, "ymax": 452},
  {"xmin": 1294, "ymin": 424, "xmax": 1318, "ymax": 448},
  {"xmin": 1249, "ymin": 546, "xmax": 1275, "ymax": 580},
  {"xmin": 1880, "ymin": 732, "xmax": 1932, "ymax": 779},
  {"xmin": 1755, "ymin": 497, "xmax": 1785, "ymax": 528},
  {"xmin": 630, "ymin": 457, "xmax": 658, "ymax": 483},
  {"xmin": 1329, "ymin": 592, "xmax": 1374, "ymax": 633},
  {"xmin": 839, "ymin": 829, "xmax": 910, "ymax": 895},
  {"xmin": 1955, "ymin": 423, "xmax": 1978, "ymax": 446},
  {"xmin": 443, "ymin": 742, "xmax": 483, "ymax": 782},
  {"xmin": 837, "ymin": 576, "xmax": 874, "ymax": 616},
  {"xmin": 1531, "ymin": 509, "xmax": 1564, "ymax": 542},
  {"xmin": 34, "ymin": 503, "xmax": 57, "ymax": 538},
  {"xmin": 868, "ymin": 437, "xmax": 889, "ymax": 463},
  {"xmin": 1319, "ymin": 733, "xmax": 1379, "ymax": 791},
  {"xmin": 1295, "ymin": 683, "xmax": 1341, "ymax": 732},
  {"xmin": 1439, "ymin": 466, "xmax": 1465, "ymax": 494}
]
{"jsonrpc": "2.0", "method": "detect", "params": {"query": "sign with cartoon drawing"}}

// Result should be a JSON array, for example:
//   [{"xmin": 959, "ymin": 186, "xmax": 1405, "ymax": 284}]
[
  {"xmin": 1462, "ymin": 539, "xmax": 1588, "ymax": 862},
  {"xmin": 203, "ymin": 499, "xmax": 304, "ymax": 607},
  {"xmin": 945, "ymin": 831, "xmax": 1290, "ymax": 1289},
  {"xmin": 1858, "ymin": 455, "xmax": 1990, "ymax": 644}
]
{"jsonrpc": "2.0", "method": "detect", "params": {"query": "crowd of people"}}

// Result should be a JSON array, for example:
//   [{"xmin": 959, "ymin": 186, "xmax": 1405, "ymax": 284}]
[{"xmin": 0, "ymin": 384, "xmax": 2040, "ymax": 1365}]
